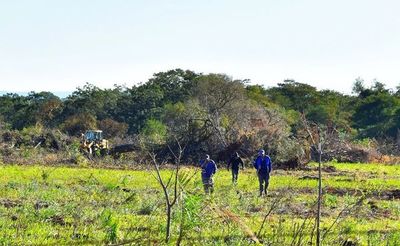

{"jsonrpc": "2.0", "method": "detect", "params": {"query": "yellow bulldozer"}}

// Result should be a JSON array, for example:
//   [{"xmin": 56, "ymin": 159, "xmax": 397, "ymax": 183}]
[{"xmin": 80, "ymin": 130, "xmax": 109, "ymax": 156}]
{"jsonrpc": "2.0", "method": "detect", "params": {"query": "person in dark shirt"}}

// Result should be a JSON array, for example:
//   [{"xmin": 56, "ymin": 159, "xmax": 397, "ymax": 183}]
[
  {"xmin": 253, "ymin": 149, "xmax": 272, "ymax": 196},
  {"xmin": 200, "ymin": 154, "xmax": 217, "ymax": 194},
  {"xmin": 227, "ymin": 152, "xmax": 244, "ymax": 184}
]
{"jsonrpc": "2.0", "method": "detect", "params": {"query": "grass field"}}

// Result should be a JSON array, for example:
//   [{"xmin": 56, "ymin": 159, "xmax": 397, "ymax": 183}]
[{"xmin": 0, "ymin": 163, "xmax": 399, "ymax": 245}]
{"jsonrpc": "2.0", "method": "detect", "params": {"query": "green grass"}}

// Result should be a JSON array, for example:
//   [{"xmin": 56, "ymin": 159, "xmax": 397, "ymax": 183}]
[{"xmin": 0, "ymin": 163, "xmax": 399, "ymax": 245}]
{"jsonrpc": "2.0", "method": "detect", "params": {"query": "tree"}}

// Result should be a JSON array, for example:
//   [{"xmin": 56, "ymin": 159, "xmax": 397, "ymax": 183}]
[
  {"xmin": 114, "ymin": 69, "xmax": 199, "ymax": 134},
  {"xmin": 0, "ymin": 92, "xmax": 62, "ymax": 129},
  {"xmin": 61, "ymin": 113, "xmax": 97, "ymax": 136},
  {"xmin": 352, "ymin": 82, "xmax": 400, "ymax": 138},
  {"xmin": 97, "ymin": 118, "xmax": 128, "ymax": 138},
  {"xmin": 146, "ymin": 69, "xmax": 199, "ymax": 104},
  {"xmin": 139, "ymin": 130, "xmax": 184, "ymax": 243},
  {"xmin": 119, "ymin": 84, "xmax": 165, "ymax": 133},
  {"xmin": 352, "ymin": 77, "xmax": 365, "ymax": 95},
  {"xmin": 173, "ymin": 74, "xmax": 249, "ymax": 156},
  {"xmin": 161, "ymin": 74, "xmax": 303, "ymax": 164},
  {"xmin": 300, "ymin": 114, "xmax": 324, "ymax": 246},
  {"xmin": 265, "ymin": 80, "xmax": 319, "ymax": 113},
  {"xmin": 306, "ymin": 90, "xmax": 353, "ymax": 131},
  {"xmin": 62, "ymin": 83, "xmax": 124, "ymax": 123},
  {"xmin": 140, "ymin": 119, "xmax": 167, "ymax": 146},
  {"xmin": 31, "ymin": 92, "xmax": 63, "ymax": 127},
  {"xmin": 0, "ymin": 93, "xmax": 31, "ymax": 129}
]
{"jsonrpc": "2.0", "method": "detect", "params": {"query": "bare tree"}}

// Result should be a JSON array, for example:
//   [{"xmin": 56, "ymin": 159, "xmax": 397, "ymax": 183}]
[
  {"xmin": 148, "ymin": 139, "xmax": 184, "ymax": 243},
  {"xmin": 301, "ymin": 114, "xmax": 323, "ymax": 246}
]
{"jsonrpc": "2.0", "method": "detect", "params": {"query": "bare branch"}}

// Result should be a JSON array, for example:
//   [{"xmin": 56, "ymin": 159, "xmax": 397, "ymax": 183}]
[
  {"xmin": 149, "ymin": 152, "xmax": 170, "ymax": 206},
  {"xmin": 257, "ymin": 193, "xmax": 284, "ymax": 237}
]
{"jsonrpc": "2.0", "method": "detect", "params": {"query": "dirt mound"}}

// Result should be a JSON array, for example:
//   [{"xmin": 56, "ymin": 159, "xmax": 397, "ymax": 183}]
[
  {"xmin": 0, "ymin": 199, "xmax": 22, "ymax": 208},
  {"xmin": 380, "ymin": 189, "xmax": 400, "ymax": 200},
  {"xmin": 49, "ymin": 215, "xmax": 67, "ymax": 226},
  {"xmin": 276, "ymin": 158, "xmax": 303, "ymax": 169},
  {"xmin": 299, "ymin": 175, "xmax": 319, "ymax": 180},
  {"xmin": 325, "ymin": 187, "xmax": 400, "ymax": 200},
  {"xmin": 34, "ymin": 201, "xmax": 50, "ymax": 210},
  {"xmin": 322, "ymin": 165, "xmax": 337, "ymax": 173}
]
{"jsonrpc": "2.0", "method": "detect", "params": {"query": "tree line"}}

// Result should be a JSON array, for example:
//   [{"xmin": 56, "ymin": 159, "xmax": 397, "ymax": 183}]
[{"xmin": 1, "ymin": 69, "xmax": 399, "ymax": 164}]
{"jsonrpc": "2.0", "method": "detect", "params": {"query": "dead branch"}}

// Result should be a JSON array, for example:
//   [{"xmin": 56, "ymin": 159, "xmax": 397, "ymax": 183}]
[{"xmin": 257, "ymin": 193, "xmax": 284, "ymax": 237}]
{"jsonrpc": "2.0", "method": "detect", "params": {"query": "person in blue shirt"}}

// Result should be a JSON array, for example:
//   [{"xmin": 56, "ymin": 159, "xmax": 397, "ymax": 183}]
[
  {"xmin": 253, "ymin": 149, "xmax": 272, "ymax": 196},
  {"xmin": 200, "ymin": 154, "xmax": 217, "ymax": 194}
]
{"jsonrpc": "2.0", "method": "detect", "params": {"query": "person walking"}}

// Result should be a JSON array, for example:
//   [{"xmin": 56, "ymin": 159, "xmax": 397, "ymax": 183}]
[
  {"xmin": 253, "ymin": 149, "xmax": 272, "ymax": 196},
  {"xmin": 227, "ymin": 152, "xmax": 244, "ymax": 184},
  {"xmin": 200, "ymin": 154, "xmax": 217, "ymax": 194}
]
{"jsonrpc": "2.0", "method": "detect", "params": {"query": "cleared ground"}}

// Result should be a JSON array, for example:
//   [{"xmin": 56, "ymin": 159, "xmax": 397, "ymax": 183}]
[{"xmin": 0, "ymin": 163, "xmax": 399, "ymax": 245}]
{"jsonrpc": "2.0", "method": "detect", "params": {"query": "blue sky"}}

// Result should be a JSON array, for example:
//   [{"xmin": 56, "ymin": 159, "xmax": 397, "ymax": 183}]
[{"xmin": 0, "ymin": 0, "xmax": 399, "ymax": 94}]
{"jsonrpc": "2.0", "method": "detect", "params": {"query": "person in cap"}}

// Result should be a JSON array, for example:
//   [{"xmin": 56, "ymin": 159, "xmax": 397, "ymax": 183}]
[
  {"xmin": 253, "ymin": 149, "xmax": 272, "ymax": 196},
  {"xmin": 227, "ymin": 152, "xmax": 244, "ymax": 184},
  {"xmin": 200, "ymin": 154, "xmax": 217, "ymax": 194}
]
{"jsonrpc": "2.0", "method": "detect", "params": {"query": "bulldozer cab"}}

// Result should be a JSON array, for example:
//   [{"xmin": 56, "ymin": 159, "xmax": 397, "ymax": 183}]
[
  {"xmin": 84, "ymin": 130, "xmax": 103, "ymax": 142},
  {"xmin": 81, "ymin": 130, "xmax": 109, "ymax": 156}
]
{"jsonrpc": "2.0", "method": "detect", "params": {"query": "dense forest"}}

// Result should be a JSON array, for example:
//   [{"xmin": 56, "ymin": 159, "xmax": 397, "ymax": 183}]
[{"xmin": 1, "ymin": 69, "xmax": 400, "ymax": 165}]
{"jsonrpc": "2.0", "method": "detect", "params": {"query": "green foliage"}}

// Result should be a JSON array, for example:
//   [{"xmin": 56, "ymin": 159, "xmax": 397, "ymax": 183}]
[
  {"xmin": 1, "ymin": 69, "xmax": 400, "ymax": 161},
  {"xmin": 61, "ymin": 113, "xmax": 97, "ymax": 136},
  {"xmin": 140, "ymin": 119, "xmax": 168, "ymax": 145},
  {"xmin": 246, "ymin": 85, "xmax": 274, "ymax": 107},
  {"xmin": 137, "ymin": 200, "xmax": 154, "ymax": 215},
  {"xmin": 352, "ymin": 86, "xmax": 400, "ymax": 138},
  {"xmin": 40, "ymin": 169, "xmax": 50, "ymax": 182},
  {"xmin": 181, "ymin": 193, "xmax": 202, "ymax": 229},
  {"xmin": 324, "ymin": 194, "xmax": 338, "ymax": 208},
  {"xmin": 114, "ymin": 69, "xmax": 199, "ymax": 133},
  {"xmin": 97, "ymin": 118, "xmax": 128, "ymax": 138},
  {"xmin": 100, "ymin": 209, "xmax": 119, "ymax": 243},
  {"xmin": 265, "ymin": 80, "xmax": 319, "ymax": 113},
  {"xmin": 75, "ymin": 153, "xmax": 89, "ymax": 167},
  {"xmin": 353, "ymin": 138, "xmax": 374, "ymax": 148},
  {"xmin": 146, "ymin": 69, "xmax": 198, "ymax": 103},
  {"xmin": 19, "ymin": 124, "xmax": 43, "ymax": 144},
  {"xmin": 265, "ymin": 82, "xmax": 354, "ymax": 130},
  {"xmin": 0, "ymin": 92, "xmax": 62, "ymax": 129},
  {"xmin": 62, "ymin": 83, "xmax": 123, "ymax": 121}
]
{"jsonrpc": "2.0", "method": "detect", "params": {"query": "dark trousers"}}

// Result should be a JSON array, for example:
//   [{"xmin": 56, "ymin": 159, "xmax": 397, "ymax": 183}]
[
  {"xmin": 202, "ymin": 176, "xmax": 214, "ymax": 194},
  {"xmin": 232, "ymin": 168, "xmax": 239, "ymax": 183},
  {"xmin": 258, "ymin": 172, "xmax": 270, "ymax": 195}
]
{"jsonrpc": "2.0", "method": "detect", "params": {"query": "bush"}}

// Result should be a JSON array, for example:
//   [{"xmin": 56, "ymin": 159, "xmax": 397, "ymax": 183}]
[
  {"xmin": 140, "ymin": 119, "xmax": 167, "ymax": 146},
  {"xmin": 74, "ymin": 153, "xmax": 89, "ymax": 167},
  {"xmin": 98, "ymin": 118, "xmax": 128, "ymax": 138},
  {"xmin": 61, "ymin": 113, "xmax": 97, "ymax": 136}
]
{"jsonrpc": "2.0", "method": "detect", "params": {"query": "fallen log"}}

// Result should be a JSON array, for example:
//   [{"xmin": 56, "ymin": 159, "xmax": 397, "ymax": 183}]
[{"xmin": 110, "ymin": 144, "xmax": 138, "ymax": 155}]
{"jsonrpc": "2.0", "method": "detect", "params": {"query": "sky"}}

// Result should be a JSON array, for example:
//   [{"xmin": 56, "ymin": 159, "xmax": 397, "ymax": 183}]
[{"xmin": 0, "ymin": 0, "xmax": 399, "ymax": 95}]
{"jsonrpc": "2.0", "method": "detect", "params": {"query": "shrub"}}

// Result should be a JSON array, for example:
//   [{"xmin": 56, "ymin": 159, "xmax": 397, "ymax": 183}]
[
  {"xmin": 140, "ymin": 119, "xmax": 167, "ymax": 146},
  {"xmin": 97, "ymin": 118, "xmax": 128, "ymax": 138},
  {"xmin": 74, "ymin": 153, "xmax": 89, "ymax": 167},
  {"xmin": 61, "ymin": 113, "xmax": 97, "ymax": 136},
  {"xmin": 100, "ymin": 209, "xmax": 119, "ymax": 243}
]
